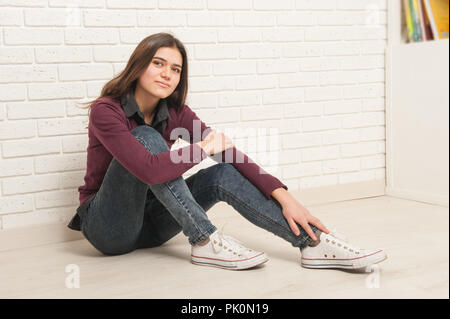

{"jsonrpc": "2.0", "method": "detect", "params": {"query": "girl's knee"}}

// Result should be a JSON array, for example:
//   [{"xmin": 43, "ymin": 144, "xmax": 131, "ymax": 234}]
[
  {"xmin": 131, "ymin": 126, "xmax": 169, "ymax": 153},
  {"xmin": 131, "ymin": 125, "xmax": 157, "ymax": 135}
]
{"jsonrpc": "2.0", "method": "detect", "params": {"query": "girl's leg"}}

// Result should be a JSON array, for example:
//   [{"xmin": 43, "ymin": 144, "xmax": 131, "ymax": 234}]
[
  {"xmin": 196, "ymin": 163, "xmax": 319, "ymax": 249},
  {"xmin": 135, "ymin": 169, "xmax": 220, "ymax": 249},
  {"xmin": 81, "ymin": 125, "xmax": 216, "ymax": 255},
  {"xmin": 136, "ymin": 162, "xmax": 318, "ymax": 250}
]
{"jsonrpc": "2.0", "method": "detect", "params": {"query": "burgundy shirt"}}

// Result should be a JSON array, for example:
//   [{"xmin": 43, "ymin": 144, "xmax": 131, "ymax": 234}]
[{"xmin": 68, "ymin": 91, "xmax": 287, "ymax": 230}]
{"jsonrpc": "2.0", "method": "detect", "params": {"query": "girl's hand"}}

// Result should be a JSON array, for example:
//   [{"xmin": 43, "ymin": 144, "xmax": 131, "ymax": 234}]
[
  {"xmin": 203, "ymin": 128, "xmax": 216, "ymax": 141},
  {"xmin": 198, "ymin": 129, "xmax": 235, "ymax": 156},
  {"xmin": 281, "ymin": 200, "xmax": 330, "ymax": 240}
]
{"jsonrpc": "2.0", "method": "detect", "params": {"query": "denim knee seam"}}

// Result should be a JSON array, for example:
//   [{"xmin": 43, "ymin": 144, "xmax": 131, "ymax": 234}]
[
  {"xmin": 135, "ymin": 135, "xmax": 167, "ymax": 153},
  {"xmin": 135, "ymin": 136, "xmax": 151, "ymax": 151}
]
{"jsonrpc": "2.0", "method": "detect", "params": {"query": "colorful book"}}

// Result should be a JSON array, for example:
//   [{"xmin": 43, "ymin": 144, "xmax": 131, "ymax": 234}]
[
  {"xmin": 409, "ymin": 0, "xmax": 421, "ymax": 41},
  {"xmin": 414, "ymin": 0, "xmax": 426, "ymax": 41},
  {"xmin": 424, "ymin": 0, "xmax": 439, "ymax": 39},
  {"xmin": 429, "ymin": 0, "xmax": 449, "ymax": 39},
  {"xmin": 420, "ymin": 0, "xmax": 435, "ymax": 40},
  {"xmin": 424, "ymin": 0, "xmax": 450, "ymax": 39},
  {"xmin": 403, "ymin": 0, "xmax": 415, "ymax": 42}
]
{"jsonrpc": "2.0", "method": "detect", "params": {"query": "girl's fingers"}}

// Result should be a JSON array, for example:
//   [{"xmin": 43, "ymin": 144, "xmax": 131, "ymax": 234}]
[
  {"xmin": 302, "ymin": 222, "xmax": 318, "ymax": 241},
  {"xmin": 295, "ymin": 218, "xmax": 317, "ymax": 241},
  {"xmin": 300, "ymin": 220, "xmax": 317, "ymax": 240},
  {"xmin": 310, "ymin": 218, "xmax": 330, "ymax": 234},
  {"xmin": 287, "ymin": 218, "xmax": 300, "ymax": 236}
]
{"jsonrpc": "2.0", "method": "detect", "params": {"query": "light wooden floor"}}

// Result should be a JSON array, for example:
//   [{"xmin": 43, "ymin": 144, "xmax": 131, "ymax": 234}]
[{"xmin": 1, "ymin": 195, "xmax": 448, "ymax": 299}]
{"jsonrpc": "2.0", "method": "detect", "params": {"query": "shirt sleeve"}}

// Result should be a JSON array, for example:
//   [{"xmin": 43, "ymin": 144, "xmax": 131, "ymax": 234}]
[
  {"xmin": 178, "ymin": 105, "xmax": 288, "ymax": 200},
  {"xmin": 90, "ymin": 102, "xmax": 208, "ymax": 185}
]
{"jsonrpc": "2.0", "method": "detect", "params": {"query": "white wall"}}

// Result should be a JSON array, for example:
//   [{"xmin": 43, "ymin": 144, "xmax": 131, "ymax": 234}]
[{"xmin": 0, "ymin": 0, "xmax": 387, "ymax": 230}]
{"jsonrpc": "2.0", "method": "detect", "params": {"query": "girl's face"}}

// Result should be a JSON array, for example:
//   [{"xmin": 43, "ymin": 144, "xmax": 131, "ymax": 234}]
[{"xmin": 137, "ymin": 46, "xmax": 183, "ymax": 99}]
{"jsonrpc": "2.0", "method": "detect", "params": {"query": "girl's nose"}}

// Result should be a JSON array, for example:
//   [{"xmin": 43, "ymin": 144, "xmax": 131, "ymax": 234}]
[{"xmin": 161, "ymin": 67, "xmax": 171, "ymax": 79}]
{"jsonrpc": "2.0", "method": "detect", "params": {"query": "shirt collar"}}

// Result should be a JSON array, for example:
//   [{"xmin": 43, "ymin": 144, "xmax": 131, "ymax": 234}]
[{"xmin": 120, "ymin": 89, "xmax": 170, "ymax": 127}]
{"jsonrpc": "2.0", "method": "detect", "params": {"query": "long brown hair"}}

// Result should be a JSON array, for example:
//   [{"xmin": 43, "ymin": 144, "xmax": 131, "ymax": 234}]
[{"xmin": 79, "ymin": 32, "xmax": 189, "ymax": 114}]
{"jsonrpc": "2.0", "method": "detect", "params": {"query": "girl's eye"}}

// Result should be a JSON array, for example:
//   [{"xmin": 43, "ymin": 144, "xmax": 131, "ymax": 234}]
[{"xmin": 153, "ymin": 61, "xmax": 181, "ymax": 73}]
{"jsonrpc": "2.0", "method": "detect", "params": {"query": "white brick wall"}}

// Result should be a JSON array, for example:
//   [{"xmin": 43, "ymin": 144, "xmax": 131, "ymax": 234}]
[{"xmin": 0, "ymin": 0, "xmax": 387, "ymax": 230}]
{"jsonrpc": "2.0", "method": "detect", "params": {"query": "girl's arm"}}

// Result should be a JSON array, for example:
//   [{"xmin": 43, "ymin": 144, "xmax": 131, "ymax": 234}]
[
  {"xmin": 90, "ymin": 101, "xmax": 207, "ymax": 185},
  {"xmin": 179, "ymin": 105, "xmax": 288, "ymax": 200}
]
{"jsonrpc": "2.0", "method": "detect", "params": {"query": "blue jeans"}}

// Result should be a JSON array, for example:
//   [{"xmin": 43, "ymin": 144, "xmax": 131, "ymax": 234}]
[{"xmin": 81, "ymin": 125, "xmax": 318, "ymax": 256}]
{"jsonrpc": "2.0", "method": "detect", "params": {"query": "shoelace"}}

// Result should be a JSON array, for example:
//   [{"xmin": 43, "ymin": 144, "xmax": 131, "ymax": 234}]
[
  {"xmin": 212, "ymin": 225, "xmax": 252, "ymax": 256},
  {"xmin": 327, "ymin": 228, "xmax": 361, "ymax": 253}
]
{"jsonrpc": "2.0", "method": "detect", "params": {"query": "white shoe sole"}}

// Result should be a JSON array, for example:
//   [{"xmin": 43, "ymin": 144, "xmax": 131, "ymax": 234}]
[
  {"xmin": 301, "ymin": 250, "xmax": 388, "ymax": 270},
  {"xmin": 191, "ymin": 252, "xmax": 269, "ymax": 270}
]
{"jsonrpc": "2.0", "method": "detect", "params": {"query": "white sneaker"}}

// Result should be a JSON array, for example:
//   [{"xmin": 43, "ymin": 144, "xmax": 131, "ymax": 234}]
[
  {"xmin": 191, "ymin": 230, "xmax": 268, "ymax": 270},
  {"xmin": 301, "ymin": 229, "xmax": 388, "ymax": 270}
]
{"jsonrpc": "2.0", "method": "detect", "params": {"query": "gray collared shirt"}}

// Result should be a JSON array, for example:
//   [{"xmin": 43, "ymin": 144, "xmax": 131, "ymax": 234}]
[{"xmin": 120, "ymin": 90, "xmax": 170, "ymax": 136}]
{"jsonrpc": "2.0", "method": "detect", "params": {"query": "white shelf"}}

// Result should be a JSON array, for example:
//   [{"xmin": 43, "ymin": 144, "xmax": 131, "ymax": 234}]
[{"xmin": 386, "ymin": 2, "xmax": 449, "ymax": 206}]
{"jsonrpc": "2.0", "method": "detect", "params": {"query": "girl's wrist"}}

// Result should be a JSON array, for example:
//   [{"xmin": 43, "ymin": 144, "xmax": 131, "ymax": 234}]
[{"xmin": 271, "ymin": 187, "xmax": 294, "ymax": 207}]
